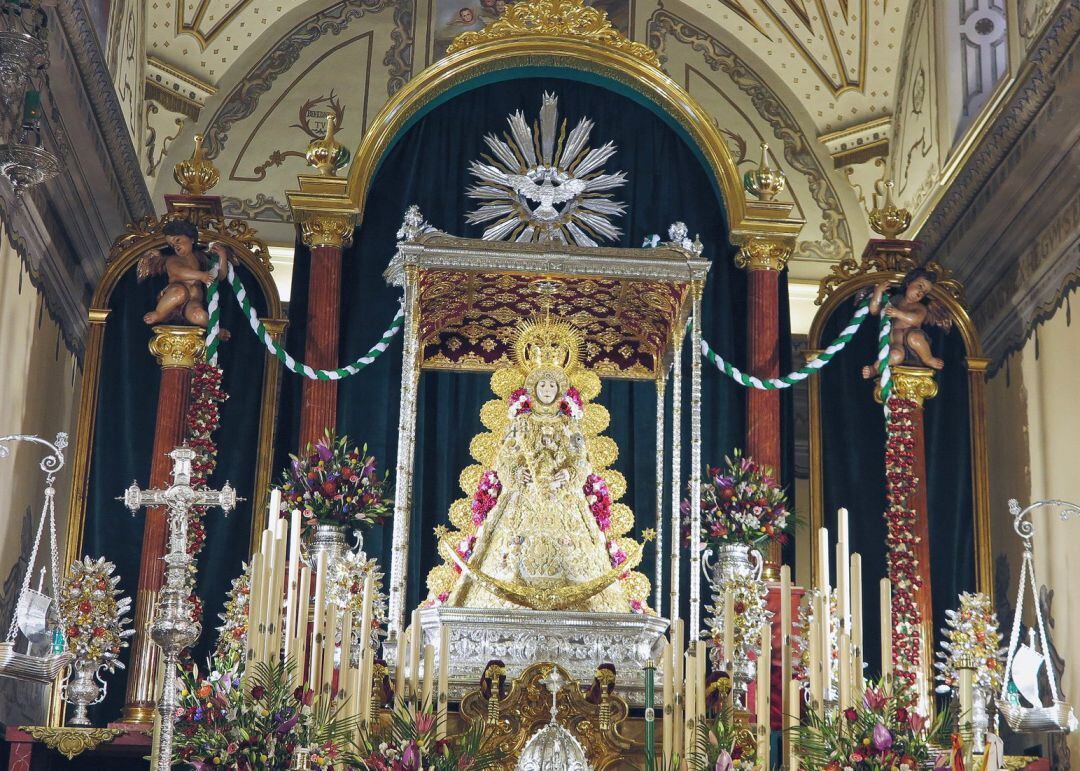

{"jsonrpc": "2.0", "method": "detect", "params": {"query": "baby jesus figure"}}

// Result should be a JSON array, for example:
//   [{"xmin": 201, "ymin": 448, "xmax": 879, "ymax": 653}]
[
  {"xmin": 861, "ymin": 267, "xmax": 953, "ymax": 379},
  {"xmin": 137, "ymin": 219, "xmax": 230, "ymax": 328}
]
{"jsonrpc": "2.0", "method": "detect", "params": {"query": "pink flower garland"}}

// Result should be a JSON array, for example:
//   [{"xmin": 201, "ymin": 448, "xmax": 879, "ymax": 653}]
[
  {"xmin": 183, "ymin": 363, "xmax": 227, "ymax": 624},
  {"xmin": 508, "ymin": 387, "xmax": 532, "ymax": 418},
  {"xmin": 884, "ymin": 396, "xmax": 922, "ymax": 695},
  {"xmin": 583, "ymin": 473, "xmax": 612, "ymax": 532},
  {"xmin": 558, "ymin": 386, "xmax": 584, "ymax": 419},
  {"xmin": 471, "ymin": 470, "xmax": 502, "ymax": 526}
]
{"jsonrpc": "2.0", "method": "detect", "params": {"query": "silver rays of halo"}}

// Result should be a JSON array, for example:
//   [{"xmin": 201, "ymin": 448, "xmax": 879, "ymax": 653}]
[{"xmin": 466, "ymin": 92, "xmax": 628, "ymax": 248}]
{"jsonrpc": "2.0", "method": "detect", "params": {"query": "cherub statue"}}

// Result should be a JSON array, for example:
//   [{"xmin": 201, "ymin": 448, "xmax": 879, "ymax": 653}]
[
  {"xmin": 861, "ymin": 267, "xmax": 953, "ymax": 378},
  {"xmin": 137, "ymin": 219, "xmax": 230, "ymax": 328}
]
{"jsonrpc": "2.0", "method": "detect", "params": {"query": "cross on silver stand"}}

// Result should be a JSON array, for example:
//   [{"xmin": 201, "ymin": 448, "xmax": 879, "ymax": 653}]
[{"xmin": 121, "ymin": 446, "xmax": 238, "ymax": 771}]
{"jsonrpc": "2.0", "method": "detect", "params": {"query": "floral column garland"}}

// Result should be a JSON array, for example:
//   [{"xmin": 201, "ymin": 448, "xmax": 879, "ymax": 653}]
[
  {"xmin": 884, "ymin": 396, "xmax": 922, "ymax": 693},
  {"xmin": 183, "ymin": 363, "xmax": 228, "ymax": 623}
]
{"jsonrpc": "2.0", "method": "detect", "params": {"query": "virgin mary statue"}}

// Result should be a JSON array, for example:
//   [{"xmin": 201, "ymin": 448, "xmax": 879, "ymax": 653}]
[{"xmin": 425, "ymin": 312, "xmax": 650, "ymax": 615}]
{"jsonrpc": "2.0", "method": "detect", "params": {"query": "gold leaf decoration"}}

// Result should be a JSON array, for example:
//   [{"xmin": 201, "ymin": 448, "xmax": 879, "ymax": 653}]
[
  {"xmin": 445, "ymin": 0, "xmax": 661, "ymax": 68},
  {"xmin": 490, "ymin": 367, "xmax": 522, "ymax": 399},
  {"xmin": 470, "ymin": 432, "xmax": 499, "ymax": 467},
  {"xmin": 604, "ymin": 469, "xmax": 626, "ymax": 501},
  {"xmin": 426, "ymin": 564, "xmax": 458, "ymax": 596},
  {"xmin": 480, "ymin": 399, "xmax": 509, "ymax": 432},
  {"xmin": 582, "ymin": 403, "xmax": 610, "ymax": 435},
  {"xmin": 459, "ymin": 464, "xmax": 484, "ymax": 495},
  {"xmin": 609, "ymin": 503, "xmax": 634, "ymax": 536},
  {"xmin": 622, "ymin": 571, "xmax": 650, "ymax": 602},
  {"xmin": 587, "ymin": 435, "xmax": 619, "ymax": 470},
  {"xmin": 449, "ymin": 498, "xmax": 476, "ymax": 532},
  {"xmin": 571, "ymin": 368, "xmax": 602, "ymax": 401}
]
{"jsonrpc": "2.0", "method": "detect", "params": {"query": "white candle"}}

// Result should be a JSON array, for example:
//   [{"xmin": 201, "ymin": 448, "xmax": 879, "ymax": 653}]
[
  {"xmin": 683, "ymin": 648, "xmax": 697, "ymax": 757},
  {"xmin": 880, "ymin": 579, "xmax": 893, "ymax": 684},
  {"xmin": 816, "ymin": 527, "xmax": 830, "ymax": 591},
  {"xmin": 358, "ymin": 647, "xmax": 373, "ymax": 727},
  {"xmin": 395, "ymin": 628, "xmax": 408, "ymax": 703},
  {"xmin": 409, "ymin": 609, "xmax": 422, "ymax": 704},
  {"xmin": 293, "ymin": 565, "xmax": 311, "ymax": 689},
  {"xmin": 851, "ymin": 554, "xmax": 863, "ymax": 696},
  {"xmin": 672, "ymin": 620, "xmax": 684, "ymax": 759},
  {"xmin": 779, "ymin": 566, "xmax": 793, "ymax": 762},
  {"xmin": 246, "ymin": 551, "xmax": 265, "ymax": 673},
  {"xmin": 284, "ymin": 509, "xmax": 302, "ymax": 663},
  {"xmin": 339, "ymin": 611, "xmax": 354, "ymax": 703},
  {"xmin": 756, "ymin": 621, "xmax": 772, "ymax": 771},
  {"xmin": 837, "ymin": 509, "xmax": 850, "ymax": 633},
  {"xmin": 309, "ymin": 552, "xmax": 328, "ymax": 698},
  {"xmin": 838, "ymin": 630, "xmax": 851, "ymax": 709},
  {"xmin": 695, "ymin": 640, "xmax": 706, "ymax": 720},
  {"xmin": 436, "ymin": 626, "xmax": 450, "ymax": 739},
  {"xmin": 808, "ymin": 593, "xmax": 823, "ymax": 716},
  {"xmin": 422, "ymin": 643, "xmax": 435, "ymax": 709},
  {"xmin": 320, "ymin": 593, "xmax": 338, "ymax": 710}
]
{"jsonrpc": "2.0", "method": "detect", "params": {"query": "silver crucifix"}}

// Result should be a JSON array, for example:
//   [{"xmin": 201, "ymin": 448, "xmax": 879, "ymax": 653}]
[{"xmin": 120, "ymin": 446, "xmax": 239, "ymax": 771}]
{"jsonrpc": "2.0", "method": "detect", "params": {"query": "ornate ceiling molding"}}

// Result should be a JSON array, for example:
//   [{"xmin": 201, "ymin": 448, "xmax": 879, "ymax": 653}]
[{"xmin": 646, "ymin": 7, "xmax": 852, "ymax": 263}]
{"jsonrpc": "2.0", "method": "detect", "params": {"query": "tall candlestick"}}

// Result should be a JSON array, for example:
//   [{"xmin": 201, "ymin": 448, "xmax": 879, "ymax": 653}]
[
  {"xmin": 437, "ymin": 626, "xmax": 450, "ymax": 739},
  {"xmin": 421, "ymin": 643, "xmax": 435, "ymax": 708},
  {"xmin": 880, "ymin": 579, "xmax": 893, "ymax": 684},
  {"xmin": 851, "ymin": 554, "xmax": 863, "ymax": 697},
  {"xmin": 780, "ymin": 566, "xmax": 793, "ymax": 765},
  {"xmin": 756, "ymin": 621, "xmax": 772, "ymax": 771},
  {"xmin": 284, "ymin": 510, "xmax": 302, "ymax": 664},
  {"xmin": 837, "ymin": 509, "xmax": 850, "ymax": 633},
  {"xmin": 661, "ymin": 641, "xmax": 672, "ymax": 764},
  {"xmin": 684, "ymin": 648, "xmax": 698, "ymax": 759},
  {"xmin": 310, "ymin": 552, "xmax": 328, "ymax": 697},
  {"xmin": 672, "ymin": 621, "xmax": 684, "ymax": 759},
  {"xmin": 409, "ymin": 609, "xmax": 422, "ymax": 705},
  {"xmin": 340, "ymin": 611, "xmax": 354, "ymax": 702},
  {"xmin": 293, "ymin": 565, "xmax": 311, "ymax": 689}
]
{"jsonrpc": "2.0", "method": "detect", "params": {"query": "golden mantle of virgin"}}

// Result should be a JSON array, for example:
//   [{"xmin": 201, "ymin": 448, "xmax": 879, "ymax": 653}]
[{"xmin": 427, "ymin": 306, "xmax": 648, "ymax": 613}]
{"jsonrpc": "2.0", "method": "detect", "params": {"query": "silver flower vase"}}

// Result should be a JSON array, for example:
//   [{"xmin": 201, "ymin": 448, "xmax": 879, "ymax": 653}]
[
  {"xmin": 304, "ymin": 523, "xmax": 361, "ymax": 573},
  {"xmin": 704, "ymin": 542, "xmax": 763, "ymax": 585},
  {"xmin": 65, "ymin": 660, "xmax": 104, "ymax": 726}
]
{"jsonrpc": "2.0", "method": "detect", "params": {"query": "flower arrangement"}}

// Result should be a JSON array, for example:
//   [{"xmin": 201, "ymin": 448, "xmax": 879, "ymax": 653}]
[
  {"xmin": 471, "ymin": 470, "xmax": 502, "ymax": 527},
  {"xmin": 688, "ymin": 705, "xmax": 758, "ymax": 770},
  {"xmin": 883, "ymin": 397, "xmax": 923, "ymax": 692},
  {"xmin": 276, "ymin": 430, "xmax": 392, "ymax": 534},
  {"xmin": 59, "ymin": 556, "xmax": 134, "ymax": 671},
  {"xmin": 793, "ymin": 682, "xmax": 952, "ymax": 770},
  {"xmin": 935, "ymin": 591, "xmax": 1004, "ymax": 695},
  {"xmin": 682, "ymin": 450, "xmax": 791, "ymax": 548},
  {"xmin": 214, "ymin": 563, "xmax": 251, "ymax": 661},
  {"xmin": 508, "ymin": 387, "xmax": 532, "ymax": 418},
  {"xmin": 355, "ymin": 705, "xmax": 500, "ymax": 771},
  {"xmin": 173, "ymin": 658, "xmax": 354, "ymax": 770},
  {"xmin": 327, "ymin": 550, "xmax": 388, "ymax": 650},
  {"xmin": 558, "ymin": 386, "xmax": 584, "ymax": 419}
]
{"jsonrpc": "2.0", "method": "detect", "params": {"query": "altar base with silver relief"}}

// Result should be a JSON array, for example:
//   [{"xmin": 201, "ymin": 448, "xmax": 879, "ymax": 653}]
[{"xmin": 384, "ymin": 607, "xmax": 669, "ymax": 706}]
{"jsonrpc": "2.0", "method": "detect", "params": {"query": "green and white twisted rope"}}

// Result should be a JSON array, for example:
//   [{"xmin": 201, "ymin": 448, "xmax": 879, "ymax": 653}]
[
  {"xmin": 698, "ymin": 294, "xmax": 873, "ymax": 389},
  {"xmin": 876, "ymin": 307, "xmax": 894, "ymax": 416},
  {"xmin": 204, "ymin": 264, "xmax": 404, "ymax": 379},
  {"xmin": 205, "ymin": 273, "xmax": 223, "ymax": 365}
]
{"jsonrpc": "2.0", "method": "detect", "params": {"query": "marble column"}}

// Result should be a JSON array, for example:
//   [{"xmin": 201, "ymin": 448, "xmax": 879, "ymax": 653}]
[
  {"xmin": 297, "ymin": 216, "xmax": 353, "ymax": 448},
  {"xmin": 735, "ymin": 238, "xmax": 792, "ymax": 580},
  {"xmin": 119, "ymin": 325, "xmax": 205, "ymax": 724}
]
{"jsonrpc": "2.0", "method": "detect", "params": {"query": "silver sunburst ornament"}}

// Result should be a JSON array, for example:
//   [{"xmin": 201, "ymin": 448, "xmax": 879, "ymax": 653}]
[{"xmin": 466, "ymin": 92, "xmax": 627, "ymax": 247}]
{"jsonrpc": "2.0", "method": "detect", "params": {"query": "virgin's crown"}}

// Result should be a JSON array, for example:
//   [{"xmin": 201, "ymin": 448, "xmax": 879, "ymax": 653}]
[{"xmin": 513, "ymin": 316, "xmax": 584, "ymax": 373}]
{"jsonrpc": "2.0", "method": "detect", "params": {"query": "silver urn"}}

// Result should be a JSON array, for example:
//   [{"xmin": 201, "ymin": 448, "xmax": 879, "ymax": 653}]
[
  {"xmin": 304, "ymin": 523, "xmax": 362, "ymax": 573},
  {"xmin": 65, "ymin": 660, "xmax": 104, "ymax": 726}
]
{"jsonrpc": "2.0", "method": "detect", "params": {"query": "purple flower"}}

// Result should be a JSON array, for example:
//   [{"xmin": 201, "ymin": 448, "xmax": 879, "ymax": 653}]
[
  {"xmin": 872, "ymin": 723, "xmax": 893, "ymax": 751},
  {"xmin": 275, "ymin": 711, "xmax": 300, "ymax": 733},
  {"xmin": 863, "ymin": 686, "xmax": 887, "ymax": 711},
  {"xmin": 401, "ymin": 741, "xmax": 421, "ymax": 770},
  {"xmin": 714, "ymin": 750, "xmax": 733, "ymax": 771},
  {"xmin": 316, "ymin": 442, "xmax": 333, "ymax": 462}
]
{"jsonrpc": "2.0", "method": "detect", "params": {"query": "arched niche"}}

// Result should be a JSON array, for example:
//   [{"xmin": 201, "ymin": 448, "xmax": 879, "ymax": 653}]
[{"xmin": 806, "ymin": 241, "xmax": 992, "ymax": 691}]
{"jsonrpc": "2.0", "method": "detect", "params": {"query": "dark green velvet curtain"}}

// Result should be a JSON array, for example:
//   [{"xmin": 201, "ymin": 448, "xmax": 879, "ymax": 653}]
[
  {"xmin": 83, "ymin": 262, "xmax": 269, "ymax": 722},
  {"xmin": 819, "ymin": 296, "xmax": 974, "ymax": 677},
  {"xmin": 278, "ymin": 74, "xmax": 795, "ymax": 622}
]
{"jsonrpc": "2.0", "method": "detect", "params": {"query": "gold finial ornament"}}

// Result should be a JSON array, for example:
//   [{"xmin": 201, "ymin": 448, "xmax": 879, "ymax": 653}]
[
  {"xmin": 868, "ymin": 180, "xmax": 912, "ymax": 238},
  {"xmin": 173, "ymin": 134, "xmax": 220, "ymax": 195},
  {"xmin": 446, "ymin": 0, "xmax": 660, "ymax": 67},
  {"xmin": 742, "ymin": 143, "xmax": 786, "ymax": 201},
  {"xmin": 305, "ymin": 114, "xmax": 349, "ymax": 176}
]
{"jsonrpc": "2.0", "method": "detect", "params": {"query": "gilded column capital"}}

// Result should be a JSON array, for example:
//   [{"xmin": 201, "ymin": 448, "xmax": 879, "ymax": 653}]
[
  {"xmin": 734, "ymin": 237, "xmax": 794, "ymax": 272},
  {"xmin": 260, "ymin": 318, "xmax": 289, "ymax": 339},
  {"xmin": 875, "ymin": 365, "xmax": 939, "ymax": 406},
  {"xmin": 299, "ymin": 213, "xmax": 356, "ymax": 249},
  {"xmin": 148, "ymin": 325, "xmax": 206, "ymax": 369},
  {"xmin": 88, "ymin": 308, "xmax": 111, "ymax": 325}
]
